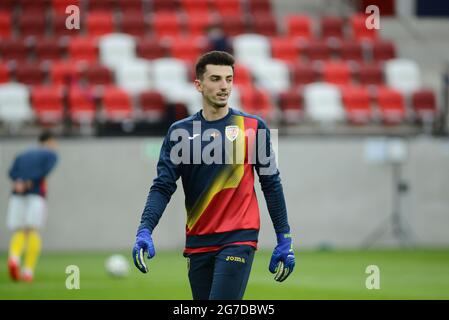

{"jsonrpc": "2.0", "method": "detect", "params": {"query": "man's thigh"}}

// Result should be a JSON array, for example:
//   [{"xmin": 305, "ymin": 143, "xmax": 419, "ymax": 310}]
[
  {"xmin": 24, "ymin": 195, "xmax": 47, "ymax": 229},
  {"xmin": 6, "ymin": 195, "xmax": 27, "ymax": 231},
  {"xmin": 209, "ymin": 245, "xmax": 255, "ymax": 300},
  {"xmin": 187, "ymin": 251, "xmax": 215, "ymax": 300}
]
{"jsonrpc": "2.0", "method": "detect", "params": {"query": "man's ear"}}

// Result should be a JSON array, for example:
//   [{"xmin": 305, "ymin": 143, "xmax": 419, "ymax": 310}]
[{"xmin": 194, "ymin": 79, "xmax": 203, "ymax": 92}]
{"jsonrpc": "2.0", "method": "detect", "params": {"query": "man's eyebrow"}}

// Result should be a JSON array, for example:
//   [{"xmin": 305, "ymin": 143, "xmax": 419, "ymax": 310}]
[{"xmin": 208, "ymin": 74, "xmax": 234, "ymax": 78}]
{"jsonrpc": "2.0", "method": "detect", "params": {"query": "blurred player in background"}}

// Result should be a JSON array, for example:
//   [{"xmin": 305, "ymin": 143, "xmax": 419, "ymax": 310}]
[
  {"xmin": 6, "ymin": 131, "xmax": 58, "ymax": 282},
  {"xmin": 133, "ymin": 51, "xmax": 295, "ymax": 300}
]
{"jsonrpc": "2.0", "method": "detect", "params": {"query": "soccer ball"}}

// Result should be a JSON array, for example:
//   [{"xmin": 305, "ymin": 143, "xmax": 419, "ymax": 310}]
[{"xmin": 105, "ymin": 254, "xmax": 130, "ymax": 278}]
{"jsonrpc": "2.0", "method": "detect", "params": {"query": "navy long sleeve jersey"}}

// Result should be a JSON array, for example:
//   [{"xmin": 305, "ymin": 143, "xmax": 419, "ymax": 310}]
[
  {"xmin": 139, "ymin": 108, "xmax": 290, "ymax": 254},
  {"xmin": 9, "ymin": 146, "xmax": 58, "ymax": 197}
]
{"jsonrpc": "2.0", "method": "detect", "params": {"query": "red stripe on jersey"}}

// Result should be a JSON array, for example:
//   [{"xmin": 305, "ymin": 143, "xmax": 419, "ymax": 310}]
[
  {"xmin": 183, "ymin": 241, "xmax": 258, "ymax": 255},
  {"xmin": 244, "ymin": 116, "xmax": 258, "ymax": 164}
]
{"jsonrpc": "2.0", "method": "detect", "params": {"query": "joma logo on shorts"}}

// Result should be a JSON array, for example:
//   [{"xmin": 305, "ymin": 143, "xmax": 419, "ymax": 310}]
[{"xmin": 225, "ymin": 256, "xmax": 246, "ymax": 263}]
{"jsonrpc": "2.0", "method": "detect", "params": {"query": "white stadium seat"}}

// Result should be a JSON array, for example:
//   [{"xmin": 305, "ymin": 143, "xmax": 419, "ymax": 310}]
[
  {"xmin": 0, "ymin": 83, "xmax": 33, "ymax": 130},
  {"xmin": 99, "ymin": 33, "xmax": 137, "ymax": 69},
  {"xmin": 152, "ymin": 58, "xmax": 189, "ymax": 91},
  {"xmin": 385, "ymin": 58, "xmax": 422, "ymax": 94},
  {"xmin": 245, "ymin": 58, "xmax": 290, "ymax": 94},
  {"xmin": 115, "ymin": 59, "xmax": 152, "ymax": 95},
  {"xmin": 152, "ymin": 58, "xmax": 191, "ymax": 104},
  {"xmin": 304, "ymin": 83, "xmax": 345, "ymax": 122},
  {"xmin": 233, "ymin": 34, "xmax": 271, "ymax": 64}
]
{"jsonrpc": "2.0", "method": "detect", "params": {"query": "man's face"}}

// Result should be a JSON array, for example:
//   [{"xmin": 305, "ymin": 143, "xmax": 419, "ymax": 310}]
[
  {"xmin": 44, "ymin": 138, "xmax": 58, "ymax": 150},
  {"xmin": 195, "ymin": 64, "xmax": 233, "ymax": 108}
]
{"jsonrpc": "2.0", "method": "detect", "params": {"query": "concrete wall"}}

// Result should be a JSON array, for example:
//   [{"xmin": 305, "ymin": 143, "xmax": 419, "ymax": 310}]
[{"xmin": 1, "ymin": 136, "xmax": 448, "ymax": 251}]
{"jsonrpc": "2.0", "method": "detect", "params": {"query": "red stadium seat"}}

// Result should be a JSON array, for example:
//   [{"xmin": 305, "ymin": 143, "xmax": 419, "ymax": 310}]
[
  {"xmin": 86, "ymin": 0, "xmax": 116, "ymax": 12},
  {"xmin": 270, "ymin": 37, "xmax": 300, "ymax": 63},
  {"xmin": 238, "ymin": 85, "xmax": 275, "ymax": 120},
  {"xmin": 337, "ymin": 40, "xmax": 365, "ymax": 62},
  {"xmin": 212, "ymin": 0, "xmax": 243, "ymax": 16},
  {"xmin": 0, "ymin": 0, "xmax": 16, "ymax": 11},
  {"xmin": 31, "ymin": 85, "xmax": 65, "ymax": 124},
  {"xmin": 0, "ymin": 63, "xmax": 10, "ymax": 83},
  {"xmin": 278, "ymin": 88, "xmax": 304, "ymax": 123},
  {"xmin": 15, "ymin": 63, "xmax": 47, "ymax": 85},
  {"xmin": 252, "ymin": 13, "xmax": 278, "ymax": 36},
  {"xmin": 50, "ymin": 61, "xmax": 81, "ymax": 84},
  {"xmin": 18, "ymin": 12, "xmax": 47, "ymax": 36},
  {"xmin": 152, "ymin": 0, "xmax": 178, "ymax": 13},
  {"xmin": 357, "ymin": 63, "xmax": 384, "ymax": 85},
  {"xmin": 51, "ymin": 0, "xmax": 80, "ymax": 13},
  {"xmin": 120, "ymin": 11, "xmax": 147, "ymax": 36},
  {"xmin": 303, "ymin": 39, "xmax": 332, "ymax": 61},
  {"xmin": 180, "ymin": 0, "xmax": 211, "ymax": 15},
  {"xmin": 136, "ymin": 37, "xmax": 166, "ymax": 60},
  {"xmin": 86, "ymin": 12, "xmax": 115, "ymax": 37},
  {"xmin": 51, "ymin": 12, "xmax": 82, "ymax": 37},
  {"xmin": 152, "ymin": 13, "xmax": 183, "ymax": 38},
  {"xmin": 320, "ymin": 16, "xmax": 344, "ymax": 39},
  {"xmin": 291, "ymin": 63, "xmax": 317, "ymax": 86},
  {"xmin": 233, "ymin": 64, "xmax": 253, "ymax": 87},
  {"xmin": 186, "ymin": 13, "xmax": 215, "ymax": 37},
  {"xmin": 34, "ymin": 37, "xmax": 66, "ymax": 61},
  {"xmin": 350, "ymin": 14, "xmax": 378, "ymax": 41},
  {"xmin": 68, "ymin": 86, "xmax": 96, "ymax": 123},
  {"xmin": 68, "ymin": 36, "xmax": 98, "ymax": 62},
  {"xmin": 83, "ymin": 63, "xmax": 113, "ymax": 85},
  {"xmin": 340, "ymin": 85, "xmax": 372, "ymax": 124},
  {"xmin": 374, "ymin": 86, "xmax": 406, "ymax": 124},
  {"xmin": 101, "ymin": 86, "xmax": 133, "ymax": 121},
  {"xmin": 0, "ymin": 11, "xmax": 12, "ymax": 38},
  {"xmin": 139, "ymin": 90, "xmax": 166, "ymax": 121},
  {"xmin": 321, "ymin": 61, "xmax": 352, "ymax": 85},
  {"xmin": 168, "ymin": 36, "xmax": 208, "ymax": 63},
  {"xmin": 19, "ymin": 0, "xmax": 49, "ymax": 12},
  {"xmin": 0, "ymin": 38, "xmax": 29, "ymax": 62},
  {"xmin": 219, "ymin": 14, "xmax": 246, "ymax": 36},
  {"xmin": 247, "ymin": 0, "xmax": 272, "ymax": 15},
  {"xmin": 117, "ymin": 0, "xmax": 143, "ymax": 13},
  {"xmin": 285, "ymin": 15, "xmax": 313, "ymax": 39},
  {"xmin": 371, "ymin": 40, "xmax": 396, "ymax": 61},
  {"xmin": 411, "ymin": 89, "xmax": 438, "ymax": 122}
]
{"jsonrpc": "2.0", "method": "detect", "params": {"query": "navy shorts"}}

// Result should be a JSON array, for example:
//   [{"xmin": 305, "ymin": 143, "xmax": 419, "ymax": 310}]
[{"xmin": 186, "ymin": 245, "xmax": 255, "ymax": 300}]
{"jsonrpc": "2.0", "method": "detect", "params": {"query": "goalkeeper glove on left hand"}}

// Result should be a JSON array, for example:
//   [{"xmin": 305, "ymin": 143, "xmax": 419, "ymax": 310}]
[
  {"xmin": 269, "ymin": 233, "xmax": 295, "ymax": 282},
  {"xmin": 132, "ymin": 228, "xmax": 155, "ymax": 274}
]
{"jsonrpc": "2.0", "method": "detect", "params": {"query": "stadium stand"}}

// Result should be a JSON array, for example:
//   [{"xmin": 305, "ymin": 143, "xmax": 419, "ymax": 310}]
[{"xmin": 0, "ymin": 0, "xmax": 444, "ymax": 136}]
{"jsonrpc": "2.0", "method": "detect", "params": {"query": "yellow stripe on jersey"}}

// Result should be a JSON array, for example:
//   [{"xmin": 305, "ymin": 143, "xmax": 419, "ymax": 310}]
[{"xmin": 187, "ymin": 116, "xmax": 246, "ymax": 230}]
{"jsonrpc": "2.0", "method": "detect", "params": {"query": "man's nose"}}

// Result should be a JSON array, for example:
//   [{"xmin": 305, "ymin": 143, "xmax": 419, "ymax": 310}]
[{"xmin": 219, "ymin": 80, "xmax": 228, "ymax": 89}]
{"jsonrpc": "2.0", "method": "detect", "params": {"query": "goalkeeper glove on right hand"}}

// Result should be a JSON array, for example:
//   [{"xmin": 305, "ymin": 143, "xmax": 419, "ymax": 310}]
[
  {"xmin": 132, "ymin": 228, "xmax": 155, "ymax": 273},
  {"xmin": 269, "ymin": 233, "xmax": 295, "ymax": 282}
]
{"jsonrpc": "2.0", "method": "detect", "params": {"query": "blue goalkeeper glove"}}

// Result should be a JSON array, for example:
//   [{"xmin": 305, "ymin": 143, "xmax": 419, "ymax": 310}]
[
  {"xmin": 132, "ymin": 228, "xmax": 155, "ymax": 274},
  {"xmin": 269, "ymin": 233, "xmax": 295, "ymax": 282}
]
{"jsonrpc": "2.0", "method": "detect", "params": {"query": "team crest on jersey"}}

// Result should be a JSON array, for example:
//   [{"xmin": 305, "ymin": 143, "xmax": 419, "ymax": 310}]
[{"xmin": 225, "ymin": 125, "xmax": 239, "ymax": 141}]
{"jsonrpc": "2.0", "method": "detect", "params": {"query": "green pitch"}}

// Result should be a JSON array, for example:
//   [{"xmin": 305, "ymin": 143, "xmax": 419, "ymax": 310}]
[{"xmin": 1, "ymin": 249, "xmax": 449, "ymax": 300}]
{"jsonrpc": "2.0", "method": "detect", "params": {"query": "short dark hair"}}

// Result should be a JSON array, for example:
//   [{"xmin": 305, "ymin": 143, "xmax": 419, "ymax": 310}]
[
  {"xmin": 195, "ymin": 51, "xmax": 235, "ymax": 79},
  {"xmin": 38, "ymin": 130, "xmax": 55, "ymax": 143}
]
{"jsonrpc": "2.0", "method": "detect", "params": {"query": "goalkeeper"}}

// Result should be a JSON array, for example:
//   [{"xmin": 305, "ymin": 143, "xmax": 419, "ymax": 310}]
[{"xmin": 132, "ymin": 51, "xmax": 295, "ymax": 300}]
